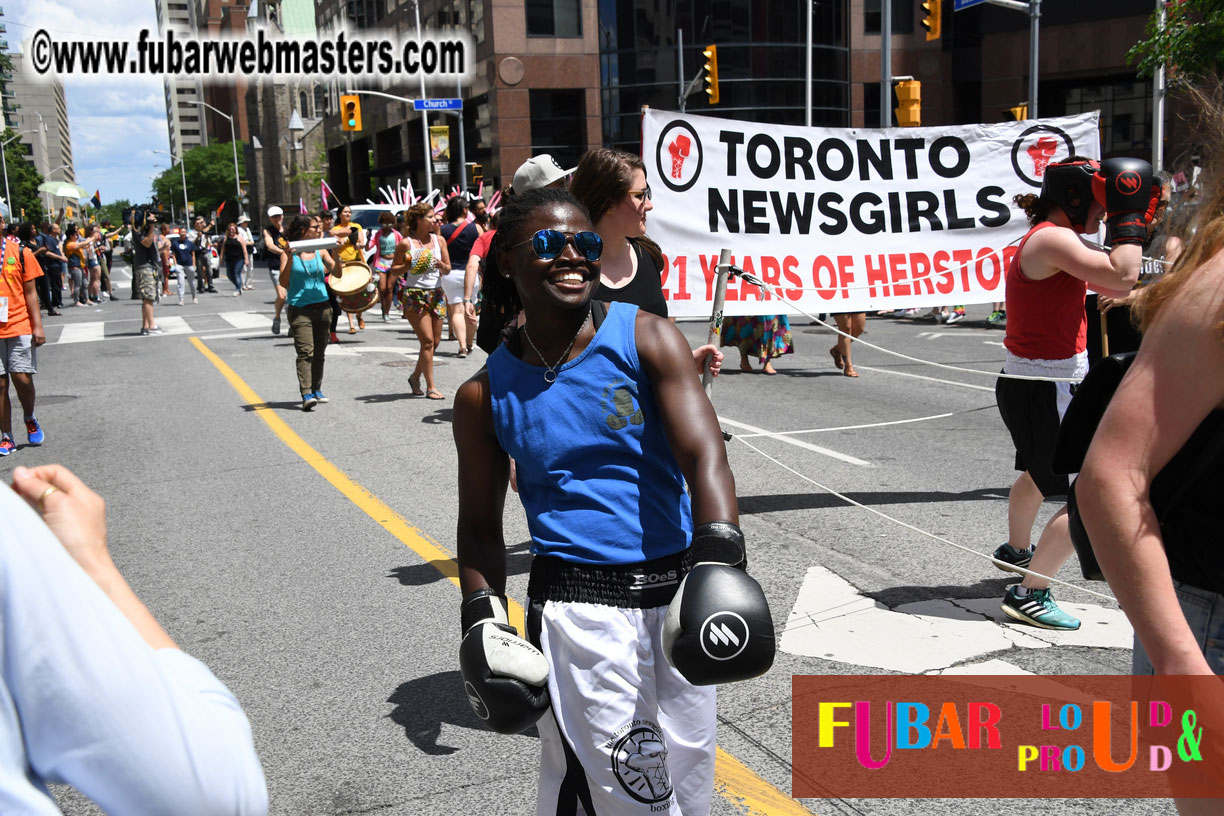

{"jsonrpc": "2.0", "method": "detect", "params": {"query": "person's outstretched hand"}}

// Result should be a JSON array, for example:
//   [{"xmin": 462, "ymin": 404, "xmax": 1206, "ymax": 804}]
[
  {"xmin": 11, "ymin": 465, "xmax": 110, "ymax": 576},
  {"xmin": 694, "ymin": 344, "xmax": 724, "ymax": 378}
]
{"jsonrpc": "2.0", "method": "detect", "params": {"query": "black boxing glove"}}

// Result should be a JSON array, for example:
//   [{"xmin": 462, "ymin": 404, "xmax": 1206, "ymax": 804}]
[
  {"xmin": 1094, "ymin": 157, "xmax": 1156, "ymax": 247},
  {"xmin": 662, "ymin": 522, "xmax": 775, "ymax": 685},
  {"xmin": 459, "ymin": 589, "xmax": 550, "ymax": 734}
]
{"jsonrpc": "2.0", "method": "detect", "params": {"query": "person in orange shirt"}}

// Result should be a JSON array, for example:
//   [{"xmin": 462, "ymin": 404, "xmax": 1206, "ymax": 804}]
[{"xmin": 0, "ymin": 213, "xmax": 47, "ymax": 456}]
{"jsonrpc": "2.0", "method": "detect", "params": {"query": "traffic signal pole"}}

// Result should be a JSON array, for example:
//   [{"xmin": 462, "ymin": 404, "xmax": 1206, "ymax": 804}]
[{"xmin": 880, "ymin": 0, "xmax": 892, "ymax": 126}]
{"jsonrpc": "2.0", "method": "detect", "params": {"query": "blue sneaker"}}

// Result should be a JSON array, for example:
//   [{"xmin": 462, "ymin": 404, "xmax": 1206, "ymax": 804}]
[
  {"xmin": 1002, "ymin": 586, "xmax": 1081, "ymax": 631},
  {"xmin": 25, "ymin": 417, "xmax": 44, "ymax": 446},
  {"xmin": 313, "ymin": 391, "xmax": 328, "ymax": 403},
  {"xmin": 0, "ymin": 436, "xmax": 14, "ymax": 456},
  {"xmin": 992, "ymin": 542, "xmax": 1033, "ymax": 575},
  {"xmin": 301, "ymin": 393, "xmax": 318, "ymax": 412}
]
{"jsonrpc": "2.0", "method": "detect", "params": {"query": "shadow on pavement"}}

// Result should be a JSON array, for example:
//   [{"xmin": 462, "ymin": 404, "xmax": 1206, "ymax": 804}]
[
  {"xmin": 739, "ymin": 487, "xmax": 1011, "ymax": 515},
  {"xmin": 386, "ymin": 670, "xmax": 539, "ymax": 754},
  {"xmin": 871, "ymin": 577, "xmax": 1021, "ymax": 609},
  {"xmin": 239, "ymin": 401, "xmax": 311, "ymax": 412},
  {"xmin": 354, "ymin": 392, "xmax": 418, "ymax": 404},
  {"xmin": 387, "ymin": 541, "xmax": 533, "ymax": 588}
]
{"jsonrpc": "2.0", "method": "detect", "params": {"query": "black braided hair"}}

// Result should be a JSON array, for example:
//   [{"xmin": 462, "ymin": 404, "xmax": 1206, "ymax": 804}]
[{"xmin": 475, "ymin": 188, "xmax": 592, "ymax": 354}]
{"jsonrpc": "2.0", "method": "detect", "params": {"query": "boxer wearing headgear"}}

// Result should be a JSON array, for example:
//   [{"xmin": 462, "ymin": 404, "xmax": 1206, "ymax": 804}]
[
  {"xmin": 988, "ymin": 155, "xmax": 1148, "ymax": 632},
  {"xmin": 455, "ymin": 188, "xmax": 773, "ymax": 816}
]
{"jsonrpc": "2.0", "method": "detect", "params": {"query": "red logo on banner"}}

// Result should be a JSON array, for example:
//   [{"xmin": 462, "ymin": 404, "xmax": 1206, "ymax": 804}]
[{"xmin": 1027, "ymin": 137, "xmax": 1059, "ymax": 177}]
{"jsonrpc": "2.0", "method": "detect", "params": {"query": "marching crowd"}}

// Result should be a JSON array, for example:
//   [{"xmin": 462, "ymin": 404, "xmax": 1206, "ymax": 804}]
[{"xmin": 1, "ymin": 89, "xmax": 1221, "ymax": 814}]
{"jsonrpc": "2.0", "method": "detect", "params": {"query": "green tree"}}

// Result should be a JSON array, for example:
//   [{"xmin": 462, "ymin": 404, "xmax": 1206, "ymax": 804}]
[
  {"xmin": 1128, "ymin": 0, "xmax": 1224, "ymax": 81},
  {"xmin": 98, "ymin": 198, "xmax": 132, "ymax": 226},
  {"xmin": 151, "ymin": 141, "xmax": 245, "ymax": 222},
  {"xmin": 1, "ymin": 127, "xmax": 47, "ymax": 223}
]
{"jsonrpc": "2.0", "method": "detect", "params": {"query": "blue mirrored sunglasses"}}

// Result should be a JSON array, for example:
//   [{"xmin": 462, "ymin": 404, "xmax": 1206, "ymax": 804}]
[{"xmin": 511, "ymin": 229, "xmax": 603, "ymax": 262}]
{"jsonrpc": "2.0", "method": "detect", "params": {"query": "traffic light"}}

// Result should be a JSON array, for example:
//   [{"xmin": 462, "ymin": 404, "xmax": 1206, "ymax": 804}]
[
  {"xmin": 340, "ymin": 94, "xmax": 362, "ymax": 131},
  {"xmin": 894, "ymin": 80, "xmax": 921, "ymax": 127},
  {"xmin": 1007, "ymin": 104, "xmax": 1029, "ymax": 121},
  {"xmin": 703, "ymin": 44, "xmax": 719, "ymax": 105},
  {"xmin": 921, "ymin": 0, "xmax": 942, "ymax": 42}
]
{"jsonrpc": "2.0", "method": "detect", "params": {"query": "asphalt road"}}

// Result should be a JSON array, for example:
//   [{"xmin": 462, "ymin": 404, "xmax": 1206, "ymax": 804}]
[{"xmin": 6, "ymin": 262, "xmax": 1171, "ymax": 816}]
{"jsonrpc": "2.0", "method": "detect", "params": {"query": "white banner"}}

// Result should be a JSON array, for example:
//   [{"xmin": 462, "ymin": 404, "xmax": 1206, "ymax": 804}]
[{"xmin": 641, "ymin": 109, "xmax": 1101, "ymax": 316}]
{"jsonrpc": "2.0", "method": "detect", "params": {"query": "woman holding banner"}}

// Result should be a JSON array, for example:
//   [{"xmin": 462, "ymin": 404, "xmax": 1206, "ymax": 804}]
[
  {"xmin": 569, "ymin": 147, "xmax": 723, "ymax": 377},
  {"xmin": 990, "ymin": 155, "xmax": 1154, "ymax": 632}
]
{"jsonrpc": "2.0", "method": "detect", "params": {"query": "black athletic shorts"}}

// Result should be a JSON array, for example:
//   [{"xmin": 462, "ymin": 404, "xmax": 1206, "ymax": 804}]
[{"xmin": 995, "ymin": 374, "xmax": 1077, "ymax": 498}]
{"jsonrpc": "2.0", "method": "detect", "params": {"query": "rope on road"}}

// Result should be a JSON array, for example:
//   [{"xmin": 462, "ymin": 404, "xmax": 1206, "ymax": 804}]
[
  {"xmin": 729, "ymin": 265, "xmax": 1086, "ymax": 383},
  {"xmin": 730, "ymin": 434, "xmax": 1118, "ymax": 611}
]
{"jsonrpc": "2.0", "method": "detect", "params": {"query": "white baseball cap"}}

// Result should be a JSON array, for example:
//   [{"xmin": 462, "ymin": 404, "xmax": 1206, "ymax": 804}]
[
  {"xmin": 239, "ymin": 213, "xmax": 251, "ymax": 223},
  {"xmin": 513, "ymin": 154, "xmax": 574, "ymax": 193},
  {"xmin": 266, "ymin": 205, "xmax": 284, "ymax": 217}
]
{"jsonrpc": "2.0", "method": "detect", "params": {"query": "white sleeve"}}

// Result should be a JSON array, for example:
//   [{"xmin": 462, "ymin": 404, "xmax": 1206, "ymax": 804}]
[{"xmin": 0, "ymin": 489, "xmax": 268, "ymax": 815}]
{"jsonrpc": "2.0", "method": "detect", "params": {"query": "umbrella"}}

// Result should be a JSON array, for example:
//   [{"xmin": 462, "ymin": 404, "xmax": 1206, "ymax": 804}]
[{"xmin": 37, "ymin": 181, "xmax": 90, "ymax": 199}]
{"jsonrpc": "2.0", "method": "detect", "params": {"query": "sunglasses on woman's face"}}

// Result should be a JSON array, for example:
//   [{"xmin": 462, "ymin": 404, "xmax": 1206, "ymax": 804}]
[
  {"xmin": 628, "ymin": 184, "xmax": 652, "ymax": 204},
  {"xmin": 511, "ymin": 229, "xmax": 603, "ymax": 261}
]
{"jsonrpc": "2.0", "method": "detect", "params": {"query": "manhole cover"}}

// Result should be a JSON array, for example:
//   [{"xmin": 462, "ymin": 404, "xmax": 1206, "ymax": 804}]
[
  {"xmin": 37, "ymin": 395, "xmax": 79, "ymax": 405},
  {"xmin": 380, "ymin": 360, "xmax": 416, "ymax": 367}
]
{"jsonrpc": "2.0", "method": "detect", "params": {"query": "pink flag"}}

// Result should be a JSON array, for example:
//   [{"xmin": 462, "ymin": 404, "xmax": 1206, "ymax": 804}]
[
  {"xmin": 299, "ymin": 198, "xmax": 307, "ymax": 214},
  {"xmin": 320, "ymin": 180, "xmax": 330, "ymax": 209}
]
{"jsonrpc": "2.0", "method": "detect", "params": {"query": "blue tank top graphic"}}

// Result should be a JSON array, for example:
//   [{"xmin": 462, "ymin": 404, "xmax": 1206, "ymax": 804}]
[{"xmin": 488, "ymin": 302, "xmax": 692, "ymax": 565}]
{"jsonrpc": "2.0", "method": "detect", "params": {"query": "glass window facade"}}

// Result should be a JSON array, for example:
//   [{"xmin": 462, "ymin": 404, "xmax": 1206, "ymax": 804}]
[
  {"xmin": 864, "ymin": 0, "xmax": 914, "ymax": 35},
  {"xmin": 1060, "ymin": 78, "xmax": 1152, "ymax": 156},
  {"xmin": 598, "ymin": 0, "xmax": 849, "ymax": 152},
  {"xmin": 530, "ymin": 89, "xmax": 588, "ymax": 171},
  {"xmin": 528, "ymin": 0, "xmax": 582, "ymax": 37}
]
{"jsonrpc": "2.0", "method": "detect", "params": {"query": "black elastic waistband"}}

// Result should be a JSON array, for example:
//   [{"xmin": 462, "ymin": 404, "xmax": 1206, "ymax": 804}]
[{"xmin": 527, "ymin": 549, "xmax": 692, "ymax": 608}]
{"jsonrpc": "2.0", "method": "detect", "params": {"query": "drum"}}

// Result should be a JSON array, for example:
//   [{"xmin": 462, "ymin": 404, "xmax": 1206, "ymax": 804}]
[{"xmin": 329, "ymin": 259, "xmax": 378, "ymax": 314}]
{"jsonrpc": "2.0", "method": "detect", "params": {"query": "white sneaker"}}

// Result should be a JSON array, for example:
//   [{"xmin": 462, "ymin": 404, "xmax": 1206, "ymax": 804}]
[
  {"xmin": 192, "ymin": 296, "xmax": 199, "ymax": 304},
  {"xmin": 233, "ymin": 290, "xmax": 241, "ymax": 297},
  {"xmin": 178, "ymin": 298, "xmax": 184, "ymax": 306}
]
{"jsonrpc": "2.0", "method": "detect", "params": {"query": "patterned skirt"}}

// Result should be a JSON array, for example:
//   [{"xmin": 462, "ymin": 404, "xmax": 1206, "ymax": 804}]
[
  {"xmin": 719, "ymin": 314, "xmax": 794, "ymax": 362},
  {"xmin": 401, "ymin": 286, "xmax": 447, "ymax": 320}
]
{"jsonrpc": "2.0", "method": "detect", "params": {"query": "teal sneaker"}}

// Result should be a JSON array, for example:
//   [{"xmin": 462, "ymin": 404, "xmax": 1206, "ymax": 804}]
[
  {"xmin": 1001, "ymin": 586, "xmax": 1081, "ymax": 630},
  {"xmin": 987, "ymin": 310, "xmax": 1006, "ymax": 325},
  {"xmin": 992, "ymin": 542, "xmax": 1033, "ymax": 575}
]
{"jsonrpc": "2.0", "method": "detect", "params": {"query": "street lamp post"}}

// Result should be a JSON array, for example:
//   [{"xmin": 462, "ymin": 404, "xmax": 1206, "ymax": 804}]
[
  {"xmin": 1, "ymin": 130, "xmax": 38, "ymax": 218},
  {"xmin": 153, "ymin": 149, "xmax": 191, "ymax": 223},
  {"xmin": 193, "ymin": 101, "xmax": 243, "ymax": 211}
]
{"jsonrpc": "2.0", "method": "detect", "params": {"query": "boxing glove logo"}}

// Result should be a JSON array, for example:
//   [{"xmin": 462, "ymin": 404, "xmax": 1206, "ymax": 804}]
[
  {"xmin": 1027, "ymin": 136, "xmax": 1059, "ymax": 177},
  {"xmin": 1115, "ymin": 171, "xmax": 1142, "ymax": 194},
  {"xmin": 699, "ymin": 611, "xmax": 750, "ymax": 661},
  {"xmin": 654, "ymin": 119, "xmax": 703, "ymax": 193},
  {"xmin": 668, "ymin": 134, "xmax": 691, "ymax": 179},
  {"xmin": 464, "ymin": 681, "xmax": 490, "ymax": 721}
]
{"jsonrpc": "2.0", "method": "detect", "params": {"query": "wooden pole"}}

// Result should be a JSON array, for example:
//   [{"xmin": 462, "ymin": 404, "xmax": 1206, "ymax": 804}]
[
  {"xmin": 702, "ymin": 248, "xmax": 731, "ymax": 397},
  {"xmin": 1099, "ymin": 311, "xmax": 1110, "ymax": 358}
]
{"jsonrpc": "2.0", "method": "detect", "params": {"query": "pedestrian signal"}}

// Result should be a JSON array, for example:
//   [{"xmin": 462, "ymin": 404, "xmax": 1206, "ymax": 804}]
[
  {"xmin": 703, "ymin": 44, "xmax": 719, "ymax": 105},
  {"xmin": 894, "ymin": 80, "xmax": 921, "ymax": 128},
  {"xmin": 340, "ymin": 95, "xmax": 362, "ymax": 131},
  {"xmin": 921, "ymin": 0, "xmax": 942, "ymax": 42},
  {"xmin": 1008, "ymin": 104, "xmax": 1029, "ymax": 121}
]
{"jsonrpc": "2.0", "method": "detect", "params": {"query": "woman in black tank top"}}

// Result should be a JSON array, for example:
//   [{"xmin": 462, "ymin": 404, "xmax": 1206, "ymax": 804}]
[{"xmin": 570, "ymin": 148, "xmax": 722, "ymax": 376}]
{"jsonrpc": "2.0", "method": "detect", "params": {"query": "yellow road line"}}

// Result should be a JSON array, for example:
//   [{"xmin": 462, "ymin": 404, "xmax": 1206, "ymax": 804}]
[{"xmin": 192, "ymin": 336, "xmax": 812, "ymax": 816}]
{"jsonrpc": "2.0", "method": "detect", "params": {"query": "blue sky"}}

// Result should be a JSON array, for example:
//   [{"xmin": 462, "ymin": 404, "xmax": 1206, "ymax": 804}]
[{"xmin": 12, "ymin": 1, "xmax": 172, "ymax": 205}]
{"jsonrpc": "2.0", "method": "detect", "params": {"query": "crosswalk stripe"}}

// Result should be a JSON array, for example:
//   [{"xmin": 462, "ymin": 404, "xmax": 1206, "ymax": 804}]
[
  {"xmin": 219, "ymin": 311, "xmax": 272, "ymax": 330},
  {"xmin": 156, "ymin": 315, "xmax": 192, "ymax": 334},
  {"xmin": 56, "ymin": 322, "xmax": 106, "ymax": 345}
]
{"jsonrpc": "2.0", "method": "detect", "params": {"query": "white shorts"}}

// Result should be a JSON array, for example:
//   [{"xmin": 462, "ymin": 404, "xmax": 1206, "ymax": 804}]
[
  {"xmin": 0, "ymin": 335, "xmax": 36, "ymax": 376},
  {"xmin": 438, "ymin": 269, "xmax": 466, "ymax": 305},
  {"xmin": 528, "ymin": 599, "xmax": 717, "ymax": 816}
]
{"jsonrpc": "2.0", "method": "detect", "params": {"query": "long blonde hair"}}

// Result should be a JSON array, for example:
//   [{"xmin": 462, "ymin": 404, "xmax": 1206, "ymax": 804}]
[{"xmin": 1133, "ymin": 83, "xmax": 1224, "ymax": 337}]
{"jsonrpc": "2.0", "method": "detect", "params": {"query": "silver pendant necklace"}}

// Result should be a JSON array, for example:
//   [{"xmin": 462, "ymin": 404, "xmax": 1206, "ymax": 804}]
[{"xmin": 522, "ymin": 308, "xmax": 591, "ymax": 384}]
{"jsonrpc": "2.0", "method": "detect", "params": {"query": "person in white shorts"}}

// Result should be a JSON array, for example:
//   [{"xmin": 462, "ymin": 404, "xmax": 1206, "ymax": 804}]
[{"xmin": 453, "ymin": 189, "xmax": 774, "ymax": 815}]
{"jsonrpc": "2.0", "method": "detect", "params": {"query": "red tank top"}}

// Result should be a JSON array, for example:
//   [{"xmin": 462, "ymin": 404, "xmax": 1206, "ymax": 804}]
[{"xmin": 1003, "ymin": 222, "xmax": 1087, "ymax": 360}]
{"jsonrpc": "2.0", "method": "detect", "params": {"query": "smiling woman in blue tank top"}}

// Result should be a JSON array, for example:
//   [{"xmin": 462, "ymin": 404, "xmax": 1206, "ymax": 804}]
[{"xmin": 453, "ymin": 189, "xmax": 774, "ymax": 815}]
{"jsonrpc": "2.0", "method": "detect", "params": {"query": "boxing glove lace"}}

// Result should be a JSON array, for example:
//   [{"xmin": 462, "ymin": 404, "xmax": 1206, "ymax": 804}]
[{"xmin": 459, "ymin": 589, "xmax": 550, "ymax": 734}]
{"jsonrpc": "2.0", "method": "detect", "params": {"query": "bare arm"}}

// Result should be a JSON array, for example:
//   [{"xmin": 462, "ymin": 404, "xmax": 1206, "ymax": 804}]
[
  {"xmin": 1077, "ymin": 252, "xmax": 1224, "ymax": 675},
  {"xmin": 1023, "ymin": 227, "xmax": 1140, "ymax": 298},
  {"xmin": 23, "ymin": 275, "xmax": 45, "ymax": 347},
  {"xmin": 636, "ymin": 311, "xmax": 737, "ymax": 524},
  {"xmin": 453, "ymin": 372, "xmax": 512, "ymax": 595},
  {"xmin": 388, "ymin": 239, "xmax": 411, "ymax": 276},
  {"xmin": 437, "ymin": 236, "xmax": 452, "ymax": 272},
  {"xmin": 279, "ymin": 249, "xmax": 292, "ymax": 289}
]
